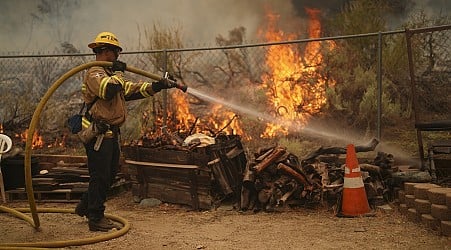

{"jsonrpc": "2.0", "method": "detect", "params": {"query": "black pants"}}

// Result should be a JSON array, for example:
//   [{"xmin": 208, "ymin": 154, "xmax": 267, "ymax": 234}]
[{"xmin": 80, "ymin": 137, "xmax": 119, "ymax": 221}]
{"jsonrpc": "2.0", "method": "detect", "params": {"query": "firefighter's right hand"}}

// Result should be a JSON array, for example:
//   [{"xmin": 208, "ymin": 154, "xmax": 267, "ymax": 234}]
[
  {"xmin": 95, "ymin": 121, "xmax": 110, "ymax": 134},
  {"xmin": 112, "ymin": 60, "xmax": 126, "ymax": 72}
]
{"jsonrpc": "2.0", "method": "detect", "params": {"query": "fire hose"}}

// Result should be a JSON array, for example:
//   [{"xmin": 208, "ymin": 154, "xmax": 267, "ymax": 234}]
[{"xmin": 0, "ymin": 61, "xmax": 186, "ymax": 248}]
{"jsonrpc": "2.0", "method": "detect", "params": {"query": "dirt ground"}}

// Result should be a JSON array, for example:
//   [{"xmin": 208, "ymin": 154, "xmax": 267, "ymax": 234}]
[{"xmin": 0, "ymin": 191, "xmax": 450, "ymax": 250}]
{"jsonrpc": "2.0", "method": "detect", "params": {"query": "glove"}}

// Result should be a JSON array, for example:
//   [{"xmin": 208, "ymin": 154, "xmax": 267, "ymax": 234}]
[
  {"xmin": 167, "ymin": 73, "xmax": 176, "ymax": 82},
  {"xmin": 112, "ymin": 60, "xmax": 126, "ymax": 72},
  {"xmin": 151, "ymin": 79, "xmax": 175, "ymax": 93}
]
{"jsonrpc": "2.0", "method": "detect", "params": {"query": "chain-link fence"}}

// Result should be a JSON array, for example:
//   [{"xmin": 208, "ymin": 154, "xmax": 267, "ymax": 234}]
[
  {"xmin": 405, "ymin": 25, "xmax": 451, "ymax": 163},
  {"xmin": 0, "ymin": 25, "xmax": 449, "ymax": 156}
]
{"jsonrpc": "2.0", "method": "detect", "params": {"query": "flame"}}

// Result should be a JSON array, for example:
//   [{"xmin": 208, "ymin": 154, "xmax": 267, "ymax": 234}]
[
  {"xmin": 17, "ymin": 129, "xmax": 44, "ymax": 149},
  {"xmin": 136, "ymin": 89, "xmax": 246, "ymax": 146},
  {"xmin": 46, "ymin": 135, "xmax": 66, "ymax": 148},
  {"xmin": 164, "ymin": 91, "xmax": 245, "ymax": 138},
  {"xmin": 204, "ymin": 104, "xmax": 245, "ymax": 136},
  {"xmin": 139, "ymin": 7, "xmax": 333, "ymax": 142},
  {"xmin": 260, "ymin": 7, "xmax": 333, "ymax": 138},
  {"xmin": 171, "ymin": 90, "xmax": 197, "ymax": 132}
]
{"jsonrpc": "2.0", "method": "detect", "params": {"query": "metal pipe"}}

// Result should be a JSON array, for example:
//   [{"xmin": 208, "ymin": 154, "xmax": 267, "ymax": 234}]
[
  {"xmin": 162, "ymin": 49, "xmax": 168, "ymax": 134},
  {"xmin": 405, "ymin": 29, "xmax": 425, "ymax": 162},
  {"xmin": 3, "ymin": 25, "xmax": 449, "ymax": 59},
  {"xmin": 377, "ymin": 32, "xmax": 382, "ymax": 140}
]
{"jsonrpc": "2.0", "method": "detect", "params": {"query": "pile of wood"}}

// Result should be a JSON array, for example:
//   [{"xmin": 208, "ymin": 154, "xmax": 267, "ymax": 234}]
[
  {"xmin": 5, "ymin": 154, "xmax": 127, "ymax": 202},
  {"xmin": 32, "ymin": 161, "xmax": 90, "ymax": 192},
  {"xmin": 239, "ymin": 139, "xmax": 399, "ymax": 212},
  {"xmin": 240, "ymin": 146, "xmax": 323, "ymax": 211},
  {"xmin": 123, "ymin": 134, "xmax": 247, "ymax": 209}
]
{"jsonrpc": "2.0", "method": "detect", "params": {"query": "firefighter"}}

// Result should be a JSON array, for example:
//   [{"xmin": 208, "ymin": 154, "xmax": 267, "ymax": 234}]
[{"xmin": 75, "ymin": 31, "xmax": 175, "ymax": 231}]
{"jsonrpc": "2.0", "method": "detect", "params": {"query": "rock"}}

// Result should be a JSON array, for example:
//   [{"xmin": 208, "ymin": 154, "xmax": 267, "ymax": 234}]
[
  {"xmin": 393, "ymin": 172, "xmax": 432, "ymax": 186},
  {"xmin": 139, "ymin": 198, "xmax": 162, "ymax": 207}
]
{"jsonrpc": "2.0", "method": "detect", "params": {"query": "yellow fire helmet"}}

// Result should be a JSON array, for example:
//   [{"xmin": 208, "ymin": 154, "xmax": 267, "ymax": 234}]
[{"xmin": 88, "ymin": 31, "xmax": 122, "ymax": 51}]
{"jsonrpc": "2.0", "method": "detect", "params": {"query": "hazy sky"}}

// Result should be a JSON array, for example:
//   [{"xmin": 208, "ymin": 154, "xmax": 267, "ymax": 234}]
[{"xmin": 0, "ymin": 0, "xmax": 449, "ymax": 54}]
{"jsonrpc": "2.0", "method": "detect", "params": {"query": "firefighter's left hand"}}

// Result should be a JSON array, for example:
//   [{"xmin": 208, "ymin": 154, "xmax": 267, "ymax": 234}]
[
  {"xmin": 151, "ymin": 79, "xmax": 173, "ymax": 93},
  {"xmin": 112, "ymin": 60, "xmax": 126, "ymax": 72},
  {"xmin": 167, "ymin": 73, "xmax": 176, "ymax": 82}
]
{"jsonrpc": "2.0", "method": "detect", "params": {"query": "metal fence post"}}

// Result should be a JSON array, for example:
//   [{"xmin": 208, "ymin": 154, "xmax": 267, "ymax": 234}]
[
  {"xmin": 377, "ymin": 32, "xmax": 382, "ymax": 140},
  {"xmin": 162, "ymin": 49, "xmax": 168, "ymax": 134}
]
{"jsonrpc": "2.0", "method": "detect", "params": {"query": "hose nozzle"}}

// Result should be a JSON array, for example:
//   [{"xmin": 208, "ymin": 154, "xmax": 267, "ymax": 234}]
[{"xmin": 164, "ymin": 72, "xmax": 188, "ymax": 92}]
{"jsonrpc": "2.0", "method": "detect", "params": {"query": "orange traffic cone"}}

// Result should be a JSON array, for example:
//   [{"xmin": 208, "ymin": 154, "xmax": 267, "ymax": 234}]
[{"xmin": 339, "ymin": 144, "xmax": 371, "ymax": 217}]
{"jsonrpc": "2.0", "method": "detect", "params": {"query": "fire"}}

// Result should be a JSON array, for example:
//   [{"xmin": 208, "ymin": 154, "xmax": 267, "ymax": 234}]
[
  {"xmin": 204, "ymin": 104, "xmax": 244, "ymax": 136},
  {"xmin": 170, "ymin": 94, "xmax": 245, "ymax": 137},
  {"xmin": 259, "ymin": 7, "xmax": 333, "ymax": 138},
  {"xmin": 140, "ymin": 7, "xmax": 333, "ymax": 142},
  {"xmin": 171, "ymin": 90, "xmax": 197, "ymax": 132},
  {"xmin": 143, "ymin": 91, "xmax": 245, "ymax": 140},
  {"xmin": 47, "ymin": 135, "xmax": 67, "ymax": 148},
  {"xmin": 17, "ymin": 129, "xmax": 44, "ymax": 149}
]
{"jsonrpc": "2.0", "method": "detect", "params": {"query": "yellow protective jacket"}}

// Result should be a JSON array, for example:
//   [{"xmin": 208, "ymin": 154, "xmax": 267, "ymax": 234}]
[{"xmin": 81, "ymin": 66, "xmax": 157, "ymax": 127}]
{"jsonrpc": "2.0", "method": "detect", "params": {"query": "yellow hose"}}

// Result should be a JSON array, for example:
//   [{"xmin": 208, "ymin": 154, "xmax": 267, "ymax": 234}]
[{"xmin": 0, "ymin": 61, "xmax": 163, "ymax": 248}]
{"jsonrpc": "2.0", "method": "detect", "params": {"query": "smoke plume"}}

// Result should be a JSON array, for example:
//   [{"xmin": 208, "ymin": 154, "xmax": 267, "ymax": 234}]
[{"xmin": 0, "ymin": 0, "xmax": 449, "ymax": 54}]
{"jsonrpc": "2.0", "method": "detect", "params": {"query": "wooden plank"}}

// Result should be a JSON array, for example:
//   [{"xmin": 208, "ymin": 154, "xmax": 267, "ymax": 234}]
[
  {"xmin": 144, "ymin": 176, "xmax": 211, "ymax": 191},
  {"xmin": 146, "ymin": 183, "xmax": 212, "ymax": 209},
  {"xmin": 34, "ymin": 154, "xmax": 87, "ymax": 164},
  {"xmin": 125, "ymin": 160, "xmax": 199, "ymax": 169},
  {"xmin": 226, "ymin": 146, "xmax": 244, "ymax": 159},
  {"xmin": 6, "ymin": 189, "xmax": 81, "ymax": 203},
  {"xmin": 122, "ymin": 146, "xmax": 210, "ymax": 171},
  {"xmin": 189, "ymin": 169, "xmax": 200, "ymax": 210},
  {"xmin": 141, "ymin": 167, "xmax": 210, "ymax": 182},
  {"xmin": 5, "ymin": 182, "xmax": 128, "ymax": 202},
  {"xmin": 50, "ymin": 167, "xmax": 88, "ymax": 175}
]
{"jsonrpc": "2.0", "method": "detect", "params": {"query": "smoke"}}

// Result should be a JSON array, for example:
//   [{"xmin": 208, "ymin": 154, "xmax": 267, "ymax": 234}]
[
  {"xmin": 0, "ymin": 0, "xmax": 449, "ymax": 54},
  {"xmin": 290, "ymin": 0, "xmax": 450, "ymax": 30},
  {"xmin": 0, "ymin": 0, "xmax": 295, "ymax": 53},
  {"xmin": 290, "ymin": 0, "xmax": 347, "ymax": 17},
  {"xmin": 411, "ymin": 0, "xmax": 450, "ymax": 15},
  {"xmin": 290, "ymin": 0, "xmax": 450, "ymax": 17}
]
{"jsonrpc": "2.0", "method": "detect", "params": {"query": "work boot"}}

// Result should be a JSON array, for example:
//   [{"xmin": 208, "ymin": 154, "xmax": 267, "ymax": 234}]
[
  {"xmin": 75, "ymin": 201, "xmax": 88, "ymax": 217},
  {"xmin": 89, "ymin": 217, "xmax": 116, "ymax": 232}
]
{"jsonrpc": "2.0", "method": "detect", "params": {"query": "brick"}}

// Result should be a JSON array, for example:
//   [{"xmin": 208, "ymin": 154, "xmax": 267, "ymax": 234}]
[
  {"xmin": 405, "ymin": 194, "xmax": 416, "ymax": 208},
  {"xmin": 414, "ymin": 198, "xmax": 431, "ymax": 214},
  {"xmin": 428, "ymin": 188, "xmax": 451, "ymax": 205},
  {"xmin": 431, "ymin": 204, "xmax": 451, "ymax": 221},
  {"xmin": 413, "ymin": 183, "xmax": 440, "ymax": 199},
  {"xmin": 440, "ymin": 220, "xmax": 451, "ymax": 236},
  {"xmin": 421, "ymin": 214, "xmax": 440, "ymax": 231},
  {"xmin": 404, "ymin": 182, "xmax": 416, "ymax": 195},
  {"xmin": 446, "ymin": 192, "xmax": 451, "ymax": 209}
]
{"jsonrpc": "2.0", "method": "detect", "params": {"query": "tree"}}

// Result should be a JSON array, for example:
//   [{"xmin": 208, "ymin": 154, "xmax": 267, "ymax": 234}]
[{"xmin": 30, "ymin": 0, "xmax": 81, "ymax": 49}]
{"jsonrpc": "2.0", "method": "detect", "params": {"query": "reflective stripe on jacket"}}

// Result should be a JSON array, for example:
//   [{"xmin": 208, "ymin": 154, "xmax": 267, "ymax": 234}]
[{"xmin": 82, "ymin": 66, "xmax": 156, "ymax": 126}]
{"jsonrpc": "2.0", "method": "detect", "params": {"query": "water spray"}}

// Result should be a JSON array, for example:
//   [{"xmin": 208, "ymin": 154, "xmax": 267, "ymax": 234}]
[
  {"xmin": 185, "ymin": 87, "xmax": 366, "ymax": 143},
  {"xmin": 185, "ymin": 87, "xmax": 421, "ymax": 161}
]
